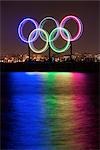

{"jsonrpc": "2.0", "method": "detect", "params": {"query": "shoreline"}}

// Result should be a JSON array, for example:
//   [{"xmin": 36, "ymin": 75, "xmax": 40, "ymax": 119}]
[{"xmin": 1, "ymin": 62, "xmax": 100, "ymax": 72}]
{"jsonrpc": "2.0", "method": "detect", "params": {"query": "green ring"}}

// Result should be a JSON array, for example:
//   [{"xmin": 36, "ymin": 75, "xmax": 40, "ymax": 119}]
[{"xmin": 49, "ymin": 27, "xmax": 70, "ymax": 53}]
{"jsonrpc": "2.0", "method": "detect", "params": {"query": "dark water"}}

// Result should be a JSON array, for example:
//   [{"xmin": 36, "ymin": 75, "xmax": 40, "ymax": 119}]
[{"xmin": 1, "ymin": 72, "xmax": 99, "ymax": 150}]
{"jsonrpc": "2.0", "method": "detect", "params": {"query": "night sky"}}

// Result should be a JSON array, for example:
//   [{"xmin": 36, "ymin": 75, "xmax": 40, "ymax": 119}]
[{"xmin": 1, "ymin": 1, "xmax": 99, "ymax": 55}]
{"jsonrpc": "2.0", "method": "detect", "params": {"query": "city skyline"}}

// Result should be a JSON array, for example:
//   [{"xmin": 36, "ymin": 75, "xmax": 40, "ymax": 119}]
[{"xmin": 1, "ymin": 1, "xmax": 100, "ymax": 55}]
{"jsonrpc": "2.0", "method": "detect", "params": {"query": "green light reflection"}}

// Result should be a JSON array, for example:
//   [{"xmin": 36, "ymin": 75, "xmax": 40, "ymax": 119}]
[{"xmin": 42, "ymin": 72, "xmax": 75, "ymax": 150}]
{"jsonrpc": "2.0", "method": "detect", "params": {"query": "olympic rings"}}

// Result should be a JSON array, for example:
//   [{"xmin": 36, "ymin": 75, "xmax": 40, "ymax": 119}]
[
  {"xmin": 39, "ymin": 17, "xmax": 59, "ymax": 42},
  {"xmin": 28, "ymin": 28, "xmax": 49, "ymax": 53},
  {"xmin": 18, "ymin": 15, "xmax": 83, "ymax": 53},
  {"xmin": 60, "ymin": 15, "xmax": 83, "ymax": 41},
  {"xmin": 49, "ymin": 27, "xmax": 71, "ymax": 53},
  {"xmin": 18, "ymin": 18, "xmax": 38, "ymax": 43}
]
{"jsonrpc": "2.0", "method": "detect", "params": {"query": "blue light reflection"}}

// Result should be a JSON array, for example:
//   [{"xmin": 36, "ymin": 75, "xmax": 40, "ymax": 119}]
[{"xmin": 7, "ymin": 72, "xmax": 52, "ymax": 150}]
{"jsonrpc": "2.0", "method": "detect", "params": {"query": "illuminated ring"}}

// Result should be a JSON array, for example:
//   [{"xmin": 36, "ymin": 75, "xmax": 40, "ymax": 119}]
[
  {"xmin": 18, "ymin": 18, "xmax": 38, "ymax": 43},
  {"xmin": 49, "ymin": 27, "xmax": 71, "ymax": 53},
  {"xmin": 60, "ymin": 15, "xmax": 83, "ymax": 41},
  {"xmin": 39, "ymin": 17, "xmax": 59, "ymax": 42},
  {"xmin": 28, "ymin": 28, "xmax": 49, "ymax": 53}
]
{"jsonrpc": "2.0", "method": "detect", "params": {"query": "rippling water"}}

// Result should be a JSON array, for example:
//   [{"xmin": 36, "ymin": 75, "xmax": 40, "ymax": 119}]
[{"xmin": 1, "ymin": 72, "xmax": 99, "ymax": 150}]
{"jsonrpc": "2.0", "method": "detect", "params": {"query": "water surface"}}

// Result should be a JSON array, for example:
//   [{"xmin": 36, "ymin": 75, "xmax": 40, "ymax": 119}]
[{"xmin": 1, "ymin": 72, "xmax": 99, "ymax": 150}]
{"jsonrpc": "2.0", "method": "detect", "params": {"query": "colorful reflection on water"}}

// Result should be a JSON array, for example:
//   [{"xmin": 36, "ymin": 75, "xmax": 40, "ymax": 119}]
[{"xmin": 1, "ymin": 72, "xmax": 99, "ymax": 150}]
